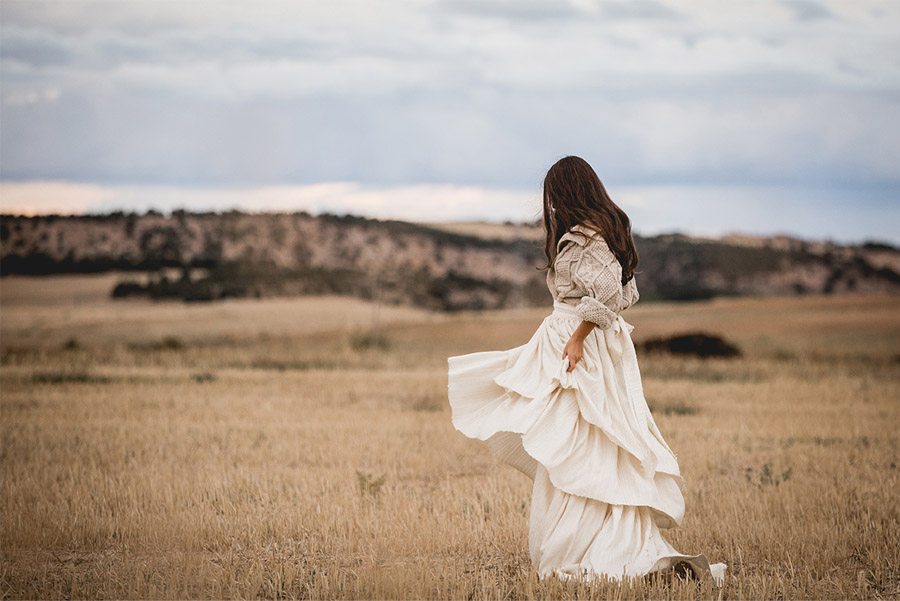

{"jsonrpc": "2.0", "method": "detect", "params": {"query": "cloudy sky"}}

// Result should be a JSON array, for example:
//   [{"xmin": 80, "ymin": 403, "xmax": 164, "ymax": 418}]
[{"xmin": 1, "ymin": 0, "xmax": 898, "ymax": 242}]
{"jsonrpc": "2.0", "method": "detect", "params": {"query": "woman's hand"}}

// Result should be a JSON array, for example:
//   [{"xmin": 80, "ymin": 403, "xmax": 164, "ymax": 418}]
[
  {"xmin": 562, "ymin": 321, "xmax": 596, "ymax": 372},
  {"xmin": 562, "ymin": 336, "xmax": 583, "ymax": 372}
]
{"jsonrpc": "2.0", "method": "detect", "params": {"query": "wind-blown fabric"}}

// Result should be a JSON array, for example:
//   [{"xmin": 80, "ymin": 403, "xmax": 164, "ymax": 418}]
[{"xmin": 447, "ymin": 226, "xmax": 726, "ymax": 584}]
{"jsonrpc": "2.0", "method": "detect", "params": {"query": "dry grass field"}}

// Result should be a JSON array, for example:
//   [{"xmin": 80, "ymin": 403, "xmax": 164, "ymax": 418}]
[{"xmin": 1, "ymin": 275, "xmax": 898, "ymax": 600}]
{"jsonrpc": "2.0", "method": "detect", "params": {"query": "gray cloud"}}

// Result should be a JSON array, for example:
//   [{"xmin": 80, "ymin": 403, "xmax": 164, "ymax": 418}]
[
  {"xmin": 782, "ymin": 0, "xmax": 836, "ymax": 21},
  {"xmin": 0, "ymin": 0, "xmax": 897, "ymax": 203},
  {"xmin": 0, "ymin": 28, "xmax": 72, "ymax": 67},
  {"xmin": 599, "ymin": 0, "xmax": 684, "ymax": 20},
  {"xmin": 437, "ymin": 0, "xmax": 584, "ymax": 22}
]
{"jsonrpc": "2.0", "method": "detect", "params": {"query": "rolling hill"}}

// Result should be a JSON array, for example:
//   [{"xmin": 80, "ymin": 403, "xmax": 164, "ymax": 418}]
[{"xmin": 1, "ymin": 211, "xmax": 897, "ymax": 310}]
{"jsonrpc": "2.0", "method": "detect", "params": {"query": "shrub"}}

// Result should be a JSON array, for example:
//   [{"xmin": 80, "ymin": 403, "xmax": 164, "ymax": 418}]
[
  {"xmin": 638, "ymin": 332, "xmax": 741, "ymax": 358},
  {"xmin": 31, "ymin": 372, "xmax": 112, "ymax": 384},
  {"xmin": 648, "ymin": 401, "xmax": 699, "ymax": 416},
  {"xmin": 350, "ymin": 330, "xmax": 391, "ymax": 351},
  {"xmin": 191, "ymin": 372, "xmax": 217, "ymax": 383}
]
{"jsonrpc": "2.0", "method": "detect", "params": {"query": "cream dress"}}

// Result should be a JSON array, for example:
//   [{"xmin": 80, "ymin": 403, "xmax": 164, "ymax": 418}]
[{"xmin": 447, "ymin": 224, "xmax": 726, "ymax": 584}]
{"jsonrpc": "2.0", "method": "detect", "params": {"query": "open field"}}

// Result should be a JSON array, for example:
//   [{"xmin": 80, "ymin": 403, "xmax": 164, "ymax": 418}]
[{"xmin": 1, "ymin": 275, "xmax": 899, "ymax": 599}]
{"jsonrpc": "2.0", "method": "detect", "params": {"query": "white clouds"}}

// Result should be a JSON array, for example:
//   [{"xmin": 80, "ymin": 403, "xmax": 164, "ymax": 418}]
[
  {"xmin": 0, "ymin": 0, "xmax": 897, "ymax": 242},
  {"xmin": 614, "ymin": 91, "xmax": 900, "ymax": 182},
  {"xmin": 4, "ymin": 0, "xmax": 899, "ymax": 96}
]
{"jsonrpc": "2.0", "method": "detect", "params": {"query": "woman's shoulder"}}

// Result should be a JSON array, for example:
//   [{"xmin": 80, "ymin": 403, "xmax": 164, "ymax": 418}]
[
  {"xmin": 566, "ymin": 224, "xmax": 616, "ymax": 261},
  {"xmin": 556, "ymin": 225, "xmax": 619, "ymax": 281},
  {"xmin": 556, "ymin": 223, "xmax": 608, "ymax": 251}
]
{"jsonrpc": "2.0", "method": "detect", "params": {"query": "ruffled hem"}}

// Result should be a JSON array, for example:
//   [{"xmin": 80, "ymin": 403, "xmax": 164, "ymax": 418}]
[
  {"xmin": 541, "ymin": 556, "xmax": 728, "ymax": 586},
  {"xmin": 448, "ymin": 304, "xmax": 685, "ymax": 528},
  {"xmin": 529, "ymin": 465, "xmax": 726, "ymax": 585}
]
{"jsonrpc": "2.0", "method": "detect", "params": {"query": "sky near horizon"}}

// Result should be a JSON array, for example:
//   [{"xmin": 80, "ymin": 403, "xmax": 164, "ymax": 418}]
[{"xmin": 1, "ymin": 0, "xmax": 898, "ymax": 242}]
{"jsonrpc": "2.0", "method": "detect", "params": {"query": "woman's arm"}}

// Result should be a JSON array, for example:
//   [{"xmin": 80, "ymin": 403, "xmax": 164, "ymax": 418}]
[{"xmin": 562, "ymin": 320, "xmax": 597, "ymax": 372}]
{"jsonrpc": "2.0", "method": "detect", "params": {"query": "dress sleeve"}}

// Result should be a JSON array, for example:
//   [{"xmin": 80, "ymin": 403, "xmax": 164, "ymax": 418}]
[
  {"xmin": 570, "ymin": 238, "xmax": 624, "ymax": 329},
  {"xmin": 622, "ymin": 276, "xmax": 640, "ymax": 308}
]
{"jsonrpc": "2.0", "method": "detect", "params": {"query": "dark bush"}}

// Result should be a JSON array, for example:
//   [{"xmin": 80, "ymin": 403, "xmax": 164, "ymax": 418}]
[
  {"xmin": 350, "ymin": 330, "xmax": 391, "ymax": 351},
  {"xmin": 638, "ymin": 332, "xmax": 742, "ymax": 359},
  {"xmin": 32, "ymin": 372, "xmax": 112, "ymax": 384},
  {"xmin": 191, "ymin": 372, "xmax": 217, "ymax": 383},
  {"xmin": 111, "ymin": 280, "xmax": 146, "ymax": 298}
]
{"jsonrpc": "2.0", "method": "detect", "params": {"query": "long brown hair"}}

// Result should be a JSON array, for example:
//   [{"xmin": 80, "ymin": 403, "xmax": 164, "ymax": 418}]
[{"xmin": 542, "ymin": 155, "xmax": 638, "ymax": 284}]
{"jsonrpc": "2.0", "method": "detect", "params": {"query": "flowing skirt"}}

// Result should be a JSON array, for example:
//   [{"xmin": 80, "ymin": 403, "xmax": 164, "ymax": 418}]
[{"xmin": 447, "ymin": 301, "xmax": 726, "ymax": 583}]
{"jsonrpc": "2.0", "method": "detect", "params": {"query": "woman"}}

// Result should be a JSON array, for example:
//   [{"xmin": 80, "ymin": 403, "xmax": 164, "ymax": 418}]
[{"xmin": 447, "ymin": 156, "xmax": 726, "ymax": 584}]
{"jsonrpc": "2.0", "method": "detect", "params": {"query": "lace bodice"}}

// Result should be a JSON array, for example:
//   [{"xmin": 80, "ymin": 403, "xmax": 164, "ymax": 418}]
[{"xmin": 546, "ymin": 224, "xmax": 640, "ymax": 329}]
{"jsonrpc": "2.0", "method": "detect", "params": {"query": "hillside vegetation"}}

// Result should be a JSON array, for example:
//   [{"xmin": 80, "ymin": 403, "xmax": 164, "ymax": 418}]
[{"xmin": 2, "ymin": 211, "xmax": 898, "ymax": 309}]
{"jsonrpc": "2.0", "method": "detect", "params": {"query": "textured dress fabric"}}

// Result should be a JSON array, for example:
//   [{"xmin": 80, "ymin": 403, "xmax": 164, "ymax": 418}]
[{"xmin": 447, "ymin": 224, "xmax": 726, "ymax": 584}]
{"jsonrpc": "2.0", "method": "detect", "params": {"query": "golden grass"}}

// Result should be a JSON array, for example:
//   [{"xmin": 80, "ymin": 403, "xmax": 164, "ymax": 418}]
[
  {"xmin": 0, "ymin": 275, "xmax": 436, "ymax": 348},
  {"xmin": 1, "ymin": 276, "xmax": 898, "ymax": 599}
]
